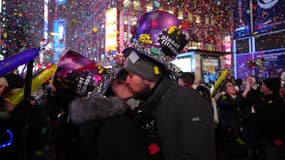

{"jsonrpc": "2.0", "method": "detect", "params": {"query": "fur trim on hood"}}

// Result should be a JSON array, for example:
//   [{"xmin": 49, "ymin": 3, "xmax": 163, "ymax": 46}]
[{"xmin": 69, "ymin": 96, "xmax": 127, "ymax": 124}]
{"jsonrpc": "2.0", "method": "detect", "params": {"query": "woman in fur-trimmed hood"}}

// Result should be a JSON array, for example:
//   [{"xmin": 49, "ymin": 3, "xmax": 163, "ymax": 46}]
[
  {"xmin": 69, "ymin": 79, "xmax": 148, "ymax": 160},
  {"xmin": 69, "ymin": 96, "xmax": 127, "ymax": 124}
]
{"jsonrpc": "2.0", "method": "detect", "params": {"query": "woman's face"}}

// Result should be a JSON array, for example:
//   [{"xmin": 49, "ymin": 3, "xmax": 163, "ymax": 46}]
[
  {"xmin": 111, "ymin": 79, "xmax": 134, "ymax": 100},
  {"xmin": 225, "ymin": 81, "xmax": 236, "ymax": 95}
]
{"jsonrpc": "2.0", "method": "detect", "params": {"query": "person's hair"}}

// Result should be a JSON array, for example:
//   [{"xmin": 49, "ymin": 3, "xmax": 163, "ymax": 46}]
[
  {"xmin": 115, "ymin": 68, "xmax": 128, "ymax": 82},
  {"xmin": 179, "ymin": 72, "xmax": 195, "ymax": 85},
  {"xmin": 196, "ymin": 85, "xmax": 211, "ymax": 103},
  {"xmin": 263, "ymin": 77, "xmax": 281, "ymax": 93},
  {"xmin": 221, "ymin": 79, "xmax": 235, "ymax": 92},
  {"xmin": 235, "ymin": 78, "xmax": 243, "ymax": 87},
  {"xmin": 4, "ymin": 73, "xmax": 24, "ymax": 89},
  {"xmin": 104, "ymin": 68, "xmax": 128, "ymax": 97}
]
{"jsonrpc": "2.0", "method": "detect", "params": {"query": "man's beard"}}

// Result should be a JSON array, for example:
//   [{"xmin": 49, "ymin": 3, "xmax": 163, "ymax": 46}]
[{"xmin": 132, "ymin": 85, "xmax": 153, "ymax": 101}]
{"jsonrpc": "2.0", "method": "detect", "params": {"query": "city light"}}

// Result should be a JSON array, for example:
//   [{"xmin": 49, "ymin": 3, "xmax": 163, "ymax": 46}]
[{"xmin": 105, "ymin": 8, "xmax": 118, "ymax": 52}]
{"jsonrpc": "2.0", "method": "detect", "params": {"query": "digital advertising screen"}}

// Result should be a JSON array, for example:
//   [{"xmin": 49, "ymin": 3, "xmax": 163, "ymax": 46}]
[
  {"xmin": 235, "ymin": 50, "xmax": 285, "ymax": 80},
  {"xmin": 236, "ymin": 38, "xmax": 250, "ymax": 54},
  {"xmin": 53, "ymin": 19, "xmax": 66, "ymax": 63},
  {"xmin": 56, "ymin": 0, "xmax": 66, "ymax": 5},
  {"xmin": 253, "ymin": 0, "xmax": 285, "ymax": 34},
  {"xmin": 174, "ymin": 51, "xmax": 195, "ymax": 73},
  {"xmin": 201, "ymin": 56, "xmax": 220, "ymax": 84},
  {"xmin": 255, "ymin": 31, "xmax": 285, "ymax": 51},
  {"xmin": 233, "ymin": 0, "xmax": 251, "ymax": 38},
  {"xmin": 105, "ymin": 8, "xmax": 118, "ymax": 52},
  {"xmin": 172, "ymin": 57, "xmax": 192, "ymax": 72},
  {"xmin": 235, "ymin": 53, "xmax": 254, "ymax": 79}
]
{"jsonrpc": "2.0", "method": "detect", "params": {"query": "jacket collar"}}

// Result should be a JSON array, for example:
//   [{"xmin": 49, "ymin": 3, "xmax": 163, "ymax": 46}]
[{"xmin": 138, "ymin": 75, "xmax": 172, "ymax": 113}]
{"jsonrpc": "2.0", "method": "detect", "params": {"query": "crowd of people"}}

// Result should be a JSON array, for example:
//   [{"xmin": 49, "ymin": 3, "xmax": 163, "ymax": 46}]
[
  {"xmin": 214, "ymin": 75, "xmax": 285, "ymax": 160},
  {"xmin": 180, "ymin": 70, "xmax": 285, "ymax": 160},
  {"xmin": 1, "ymin": 54, "xmax": 285, "ymax": 160},
  {"xmin": 1, "ymin": 51, "xmax": 285, "ymax": 160}
]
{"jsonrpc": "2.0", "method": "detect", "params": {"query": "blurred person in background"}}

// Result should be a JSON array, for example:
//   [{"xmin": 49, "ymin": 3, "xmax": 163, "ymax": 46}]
[
  {"xmin": 215, "ymin": 79, "xmax": 250, "ymax": 160},
  {"xmin": 245, "ymin": 77, "xmax": 285, "ymax": 160},
  {"xmin": 178, "ymin": 72, "xmax": 195, "ymax": 88}
]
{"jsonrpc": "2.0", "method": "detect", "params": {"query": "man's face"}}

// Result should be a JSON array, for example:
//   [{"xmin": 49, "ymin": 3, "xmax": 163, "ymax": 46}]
[
  {"xmin": 125, "ymin": 72, "xmax": 153, "ymax": 99},
  {"xmin": 178, "ymin": 79, "xmax": 185, "ymax": 87}
]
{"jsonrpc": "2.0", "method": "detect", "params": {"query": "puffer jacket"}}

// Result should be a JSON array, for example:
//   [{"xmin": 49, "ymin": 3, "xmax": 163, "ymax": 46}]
[{"xmin": 69, "ymin": 96, "xmax": 148, "ymax": 160}]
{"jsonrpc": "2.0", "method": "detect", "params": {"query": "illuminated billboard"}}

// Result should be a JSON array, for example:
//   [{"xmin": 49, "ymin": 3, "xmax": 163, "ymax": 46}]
[
  {"xmin": 233, "ymin": 0, "xmax": 251, "ymax": 38},
  {"xmin": 53, "ymin": 19, "xmax": 66, "ymax": 62},
  {"xmin": 174, "ymin": 51, "xmax": 195, "ymax": 72},
  {"xmin": 235, "ymin": 49, "xmax": 285, "ymax": 80},
  {"xmin": 253, "ymin": 0, "xmax": 285, "ymax": 34},
  {"xmin": 44, "ymin": 0, "xmax": 48, "ymax": 42},
  {"xmin": 105, "ymin": 8, "xmax": 118, "ymax": 52},
  {"xmin": 56, "ymin": 0, "xmax": 66, "ymax": 5},
  {"xmin": 172, "ymin": 57, "xmax": 192, "ymax": 72},
  {"xmin": 201, "ymin": 56, "xmax": 220, "ymax": 84}
]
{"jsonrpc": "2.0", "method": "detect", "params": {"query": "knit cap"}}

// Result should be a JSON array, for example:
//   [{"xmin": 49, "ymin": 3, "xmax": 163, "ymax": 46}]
[
  {"xmin": 125, "ymin": 50, "xmax": 164, "ymax": 82},
  {"xmin": 263, "ymin": 77, "xmax": 281, "ymax": 92}
]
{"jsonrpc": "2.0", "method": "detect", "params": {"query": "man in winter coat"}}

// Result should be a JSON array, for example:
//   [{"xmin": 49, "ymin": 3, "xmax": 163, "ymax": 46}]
[
  {"xmin": 123, "ymin": 49, "xmax": 216, "ymax": 160},
  {"xmin": 245, "ymin": 77, "xmax": 285, "ymax": 160}
]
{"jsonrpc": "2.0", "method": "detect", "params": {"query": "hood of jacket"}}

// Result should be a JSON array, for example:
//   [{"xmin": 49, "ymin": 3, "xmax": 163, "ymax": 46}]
[{"xmin": 69, "ymin": 96, "xmax": 127, "ymax": 124}]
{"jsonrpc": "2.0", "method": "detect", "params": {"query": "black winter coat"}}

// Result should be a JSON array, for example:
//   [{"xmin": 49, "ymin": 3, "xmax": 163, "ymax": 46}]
[
  {"xmin": 69, "ymin": 97, "xmax": 148, "ymax": 160},
  {"xmin": 138, "ymin": 76, "xmax": 216, "ymax": 160},
  {"xmin": 216, "ymin": 94, "xmax": 244, "ymax": 138},
  {"xmin": 250, "ymin": 93, "xmax": 285, "ymax": 142}
]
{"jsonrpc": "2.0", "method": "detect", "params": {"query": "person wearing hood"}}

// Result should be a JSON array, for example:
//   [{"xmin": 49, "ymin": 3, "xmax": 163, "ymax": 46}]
[
  {"xmin": 69, "ymin": 68, "xmax": 148, "ymax": 160},
  {"xmin": 245, "ymin": 77, "xmax": 285, "ymax": 160}
]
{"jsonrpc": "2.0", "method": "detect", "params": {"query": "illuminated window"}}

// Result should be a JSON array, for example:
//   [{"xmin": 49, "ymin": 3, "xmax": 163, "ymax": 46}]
[
  {"xmin": 146, "ymin": 4, "xmax": 153, "ymax": 11},
  {"xmin": 195, "ymin": 15, "xmax": 200, "ymax": 23},
  {"xmin": 188, "ymin": 13, "xmax": 193, "ymax": 22},
  {"xmin": 123, "ymin": 0, "xmax": 131, "ymax": 8},
  {"xmin": 0, "ymin": 0, "xmax": 2, "ymax": 13},
  {"xmin": 133, "ymin": 0, "xmax": 141, "ymax": 10},
  {"xmin": 211, "ymin": 17, "xmax": 215, "ymax": 25},
  {"xmin": 205, "ymin": 17, "xmax": 209, "ymax": 24},
  {"xmin": 178, "ymin": 10, "xmax": 183, "ymax": 20},
  {"xmin": 189, "ymin": 41, "xmax": 201, "ymax": 49},
  {"xmin": 223, "ymin": 35, "xmax": 231, "ymax": 52},
  {"xmin": 205, "ymin": 43, "xmax": 215, "ymax": 51}
]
